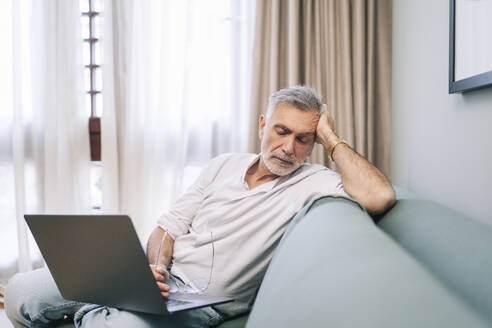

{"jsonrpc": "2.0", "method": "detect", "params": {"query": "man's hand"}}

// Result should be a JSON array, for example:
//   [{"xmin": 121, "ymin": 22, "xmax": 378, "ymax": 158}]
[
  {"xmin": 147, "ymin": 227, "xmax": 175, "ymax": 298},
  {"xmin": 150, "ymin": 264, "xmax": 171, "ymax": 298},
  {"xmin": 315, "ymin": 104, "xmax": 396, "ymax": 216},
  {"xmin": 316, "ymin": 105, "xmax": 339, "ymax": 149}
]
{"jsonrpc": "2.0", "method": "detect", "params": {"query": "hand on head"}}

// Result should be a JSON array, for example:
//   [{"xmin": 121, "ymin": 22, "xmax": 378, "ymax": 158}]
[{"xmin": 316, "ymin": 104, "xmax": 338, "ymax": 146}]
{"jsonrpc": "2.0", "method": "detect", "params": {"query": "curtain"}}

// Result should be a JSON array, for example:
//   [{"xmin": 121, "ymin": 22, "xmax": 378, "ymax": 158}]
[
  {"xmin": 101, "ymin": 0, "xmax": 256, "ymax": 241},
  {"xmin": 248, "ymin": 0, "xmax": 392, "ymax": 176},
  {"xmin": 0, "ymin": 0, "xmax": 91, "ymax": 289}
]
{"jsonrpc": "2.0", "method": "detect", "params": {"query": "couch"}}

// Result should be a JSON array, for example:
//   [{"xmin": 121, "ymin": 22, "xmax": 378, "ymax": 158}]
[
  {"xmin": 241, "ymin": 187, "xmax": 492, "ymax": 327},
  {"xmin": 59, "ymin": 187, "xmax": 492, "ymax": 327}
]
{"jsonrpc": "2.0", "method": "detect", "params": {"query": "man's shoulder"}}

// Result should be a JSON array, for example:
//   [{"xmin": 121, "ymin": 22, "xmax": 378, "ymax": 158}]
[
  {"xmin": 301, "ymin": 161, "xmax": 326, "ymax": 171},
  {"xmin": 304, "ymin": 163, "xmax": 340, "ymax": 176},
  {"xmin": 295, "ymin": 162, "xmax": 342, "ymax": 181},
  {"xmin": 286, "ymin": 162, "xmax": 346, "ymax": 199},
  {"xmin": 212, "ymin": 152, "xmax": 256, "ymax": 161},
  {"xmin": 209, "ymin": 153, "xmax": 256, "ymax": 166},
  {"xmin": 204, "ymin": 153, "xmax": 256, "ymax": 175}
]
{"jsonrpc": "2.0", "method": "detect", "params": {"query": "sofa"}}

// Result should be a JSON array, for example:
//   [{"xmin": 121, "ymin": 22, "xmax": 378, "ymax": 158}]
[
  {"xmin": 240, "ymin": 187, "xmax": 492, "ymax": 327},
  {"xmin": 59, "ymin": 187, "xmax": 492, "ymax": 327}
]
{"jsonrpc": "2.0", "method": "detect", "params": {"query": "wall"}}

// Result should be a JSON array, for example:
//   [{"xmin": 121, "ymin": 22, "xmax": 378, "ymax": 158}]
[{"xmin": 392, "ymin": 0, "xmax": 492, "ymax": 226}]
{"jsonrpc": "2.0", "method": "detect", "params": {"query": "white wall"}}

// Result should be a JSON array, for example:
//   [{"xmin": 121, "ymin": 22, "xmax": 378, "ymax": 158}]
[{"xmin": 392, "ymin": 0, "xmax": 492, "ymax": 226}]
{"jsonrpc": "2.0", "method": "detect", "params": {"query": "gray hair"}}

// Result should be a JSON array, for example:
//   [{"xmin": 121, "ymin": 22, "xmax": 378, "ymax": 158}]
[{"xmin": 266, "ymin": 85, "xmax": 322, "ymax": 119}]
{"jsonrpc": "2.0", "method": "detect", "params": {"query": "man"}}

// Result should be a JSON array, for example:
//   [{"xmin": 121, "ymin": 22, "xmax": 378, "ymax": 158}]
[{"xmin": 5, "ymin": 86, "xmax": 395, "ymax": 327}]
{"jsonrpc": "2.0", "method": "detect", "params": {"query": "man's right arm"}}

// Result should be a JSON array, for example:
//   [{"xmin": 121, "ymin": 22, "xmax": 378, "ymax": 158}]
[
  {"xmin": 146, "ymin": 155, "xmax": 228, "ymax": 297},
  {"xmin": 147, "ymin": 226, "xmax": 175, "ymax": 298}
]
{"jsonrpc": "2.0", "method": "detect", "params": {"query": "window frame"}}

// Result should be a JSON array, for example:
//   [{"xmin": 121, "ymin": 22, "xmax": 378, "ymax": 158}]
[{"xmin": 82, "ymin": 0, "xmax": 101, "ymax": 161}]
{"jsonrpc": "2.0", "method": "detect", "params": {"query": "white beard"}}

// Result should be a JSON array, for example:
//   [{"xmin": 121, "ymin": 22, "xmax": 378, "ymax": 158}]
[{"xmin": 261, "ymin": 151, "xmax": 303, "ymax": 176}]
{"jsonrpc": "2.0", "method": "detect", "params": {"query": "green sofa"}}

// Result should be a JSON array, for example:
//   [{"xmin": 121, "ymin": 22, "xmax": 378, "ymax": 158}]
[
  {"xmin": 243, "ymin": 187, "xmax": 492, "ymax": 327},
  {"xmin": 59, "ymin": 187, "xmax": 492, "ymax": 327}
]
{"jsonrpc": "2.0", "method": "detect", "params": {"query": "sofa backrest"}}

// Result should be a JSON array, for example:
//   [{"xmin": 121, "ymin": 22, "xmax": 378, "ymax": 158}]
[
  {"xmin": 378, "ymin": 197, "xmax": 492, "ymax": 325},
  {"xmin": 246, "ymin": 196, "xmax": 489, "ymax": 328}
]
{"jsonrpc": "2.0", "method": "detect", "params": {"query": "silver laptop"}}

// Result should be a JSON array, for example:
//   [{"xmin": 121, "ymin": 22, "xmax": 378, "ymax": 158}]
[{"xmin": 24, "ymin": 214, "xmax": 233, "ymax": 315}]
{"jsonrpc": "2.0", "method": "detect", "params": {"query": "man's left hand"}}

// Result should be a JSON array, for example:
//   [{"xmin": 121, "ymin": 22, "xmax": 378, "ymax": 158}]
[
  {"xmin": 316, "ymin": 104, "xmax": 338, "ymax": 148},
  {"xmin": 315, "ymin": 106, "xmax": 396, "ymax": 216}
]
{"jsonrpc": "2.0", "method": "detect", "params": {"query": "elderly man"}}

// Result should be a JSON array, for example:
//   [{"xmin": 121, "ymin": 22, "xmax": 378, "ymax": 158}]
[{"xmin": 5, "ymin": 86, "xmax": 395, "ymax": 327}]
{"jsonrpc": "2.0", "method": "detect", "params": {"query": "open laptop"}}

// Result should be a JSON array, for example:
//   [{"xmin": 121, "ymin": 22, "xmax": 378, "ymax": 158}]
[{"xmin": 24, "ymin": 214, "xmax": 233, "ymax": 315}]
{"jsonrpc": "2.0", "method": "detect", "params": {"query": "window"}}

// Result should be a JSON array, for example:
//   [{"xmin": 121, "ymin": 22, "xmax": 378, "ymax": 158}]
[
  {"xmin": 80, "ymin": 0, "xmax": 102, "ymax": 160},
  {"xmin": 80, "ymin": 0, "xmax": 102, "ymax": 210}
]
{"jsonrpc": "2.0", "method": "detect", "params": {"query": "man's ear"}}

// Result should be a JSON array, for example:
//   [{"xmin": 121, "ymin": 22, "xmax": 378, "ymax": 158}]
[{"xmin": 258, "ymin": 114, "xmax": 266, "ymax": 140}]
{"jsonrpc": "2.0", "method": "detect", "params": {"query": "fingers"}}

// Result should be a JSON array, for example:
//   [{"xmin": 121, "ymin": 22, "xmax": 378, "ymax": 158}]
[
  {"xmin": 316, "ymin": 111, "xmax": 329, "ymax": 133},
  {"xmin": 318, "ymin": 105, "xmax": 335, "ymax": 132},
  {"xmin": 149, "ymin": 265, "xmax": 170, "ymax": 282},
  {"xmin": 150, "ymin": 265, "xmax": 171, "ymax": 298},
  {"xmin": 316, "ymin": 105, "xmax": 337, "ymax": 145},
  {"xmin": 320, "ymin": 104, "xmax": 333, "ymax": 121},
  {"xmin": 150, "ymin": 266, "xmax": 164, "ymax": 282},
  {"xmin": 157, "ymin": 266, "xmax": 170, "ymax": 281},
  {"xmin": 157, "ymin": 281, "xmax": 171, "ymax": 298}
]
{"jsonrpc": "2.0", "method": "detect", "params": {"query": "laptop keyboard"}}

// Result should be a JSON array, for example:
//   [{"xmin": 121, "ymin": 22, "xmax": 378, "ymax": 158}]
[{"xmin": 167, "ymin": 298, "xmax": 192, "ymax": 307}]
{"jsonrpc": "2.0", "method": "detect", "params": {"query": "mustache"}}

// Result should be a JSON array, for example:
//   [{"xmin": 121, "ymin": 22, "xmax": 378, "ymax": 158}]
[{"xmin": 271, "ymin": 152, "xmax": 299, "ymax": 164}]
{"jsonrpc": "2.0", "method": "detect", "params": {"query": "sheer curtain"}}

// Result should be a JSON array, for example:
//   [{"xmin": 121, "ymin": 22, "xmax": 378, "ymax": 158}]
[
  {"xmin": 0, "ymin": 0, "xmax": 91, "ymax": 290},
  {"xmin": 101, "ymin": 0, "xmax": 256, "ymax": 240}
]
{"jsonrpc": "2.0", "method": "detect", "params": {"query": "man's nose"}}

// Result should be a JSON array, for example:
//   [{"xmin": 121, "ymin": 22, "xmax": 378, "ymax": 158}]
[{"xmin": 282, "ymin": 136, "xmax": 295, "ymax": 155}]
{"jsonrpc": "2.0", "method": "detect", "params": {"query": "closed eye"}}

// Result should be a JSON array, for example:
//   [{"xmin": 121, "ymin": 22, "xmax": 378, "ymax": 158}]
[{"xmin": 276, "ymin": 128, "xmax": 289, "ymax": 135}]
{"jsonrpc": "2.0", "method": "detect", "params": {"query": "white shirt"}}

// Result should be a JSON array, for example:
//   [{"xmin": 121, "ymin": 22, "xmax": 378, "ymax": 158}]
[{"xmin": 157, "ymin": 153, "xmax": 347, "ymax": 316}]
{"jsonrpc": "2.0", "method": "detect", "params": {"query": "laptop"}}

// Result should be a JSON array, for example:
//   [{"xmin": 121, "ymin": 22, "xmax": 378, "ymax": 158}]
[{"xmin": 24, "ymin": 214, "xmax": 233, "ymax": 315}]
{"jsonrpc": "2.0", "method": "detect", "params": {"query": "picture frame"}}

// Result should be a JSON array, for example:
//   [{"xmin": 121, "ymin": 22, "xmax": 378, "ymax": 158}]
[{"xmin": 449, "ymin": 0, "xmax": 492, "ymax": 93}]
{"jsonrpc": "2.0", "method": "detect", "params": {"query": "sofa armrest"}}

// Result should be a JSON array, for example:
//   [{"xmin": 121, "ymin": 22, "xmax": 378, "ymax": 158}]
[
  {"xmin": 378, "ymin": 198, "xmax": 492, "ymax": 325},
  {"xmin": 246, "ymin": 196, "xmax": 488, "ymax": 328}
]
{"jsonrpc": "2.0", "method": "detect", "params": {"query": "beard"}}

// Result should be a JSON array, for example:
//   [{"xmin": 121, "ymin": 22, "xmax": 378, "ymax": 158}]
[{"xmin": 261, "ymin": 150, "xmax": 303, "ymax": 176}]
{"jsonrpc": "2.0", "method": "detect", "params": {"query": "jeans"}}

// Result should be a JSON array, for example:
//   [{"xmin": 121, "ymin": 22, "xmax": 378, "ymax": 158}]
[{"xmin": 4, "ymin": 268, "xmax": 225, "ymax": 328}]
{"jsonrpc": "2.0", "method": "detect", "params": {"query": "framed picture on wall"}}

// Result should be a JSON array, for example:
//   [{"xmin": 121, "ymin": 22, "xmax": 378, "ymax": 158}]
[{"xmin": 449, "ymin": 0, "xmax": 492, "ymax": 93}]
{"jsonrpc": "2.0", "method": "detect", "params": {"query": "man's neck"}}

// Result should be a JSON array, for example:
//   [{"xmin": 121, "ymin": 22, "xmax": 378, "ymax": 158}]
[{"xmin": 244, "ymin": 157, "xmax": 279, "ymax": 190}]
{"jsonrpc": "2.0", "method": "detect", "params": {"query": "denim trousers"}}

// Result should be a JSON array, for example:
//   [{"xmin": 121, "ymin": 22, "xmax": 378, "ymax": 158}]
[{"xmin": 4, "ymin": 268, "xmax": 225, "ymax": 328}]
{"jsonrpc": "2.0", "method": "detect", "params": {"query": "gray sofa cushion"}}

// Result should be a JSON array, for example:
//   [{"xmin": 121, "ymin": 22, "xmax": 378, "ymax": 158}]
[
  {"xmin": 378, "ymin": 198, "xmax": 492, "ymax": 325},
  {"xmin": 246, "ymin": 196, "xmax": 488, "ymax": 328}
]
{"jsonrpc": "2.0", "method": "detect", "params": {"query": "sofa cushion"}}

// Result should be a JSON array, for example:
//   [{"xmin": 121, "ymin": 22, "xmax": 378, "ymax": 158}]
[
  {"xmin": 378, "ymin": 198, "xmax": 492, "ymax": 325},
  {"xmin": 392, "ymin": 185, "xmax": 418, "ymax": 200},
  {"xmin": 246, "ymin": 196, "xmax": 489, "ymax": 328}
]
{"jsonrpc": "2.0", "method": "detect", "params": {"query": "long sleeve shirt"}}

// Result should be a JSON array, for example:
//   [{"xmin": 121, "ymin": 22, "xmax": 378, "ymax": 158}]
[{"xmin": 157, "ymin": 153, "xmax": 347, "ymax": 317}]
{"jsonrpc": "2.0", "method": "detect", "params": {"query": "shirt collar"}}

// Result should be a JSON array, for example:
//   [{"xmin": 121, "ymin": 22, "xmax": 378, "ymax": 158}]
[{"xmin": 240, "ymin": 153, "xmax": 262, "ymax": 189}]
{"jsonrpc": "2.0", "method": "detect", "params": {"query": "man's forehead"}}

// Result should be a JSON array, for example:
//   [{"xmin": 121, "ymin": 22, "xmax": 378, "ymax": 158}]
[
  {"xmin": 273, "ymin": 123, "xmax": 316, "ymax": 136},
  {"xmin": 268, "ymin": 105, "xmax": 319, "ymax": 134}
]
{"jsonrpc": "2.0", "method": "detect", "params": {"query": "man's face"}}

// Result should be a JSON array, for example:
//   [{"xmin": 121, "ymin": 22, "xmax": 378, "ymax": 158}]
[{"xmin": 259, "ymin": 104, "xmax": 319, "ymax": 176}]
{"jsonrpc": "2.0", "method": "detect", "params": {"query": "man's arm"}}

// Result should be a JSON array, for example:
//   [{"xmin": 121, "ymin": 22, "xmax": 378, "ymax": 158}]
[
  {"xmin": 146, "ymin": 226, "xmax": 175, "ymax": 298},
  {"xmin": 144, "ymin": 156, "xmax": 226, "ymax": 297},
  {"xmin": 316, "ymin": 109, "xmax": 396, "ymax": 216}
]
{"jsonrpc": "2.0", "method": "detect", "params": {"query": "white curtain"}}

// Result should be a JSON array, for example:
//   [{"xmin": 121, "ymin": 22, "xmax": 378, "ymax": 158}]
[
  {"xmin": 101, "ymin": 0, "xmax": 256, "ymax": 240},
  {"xmin": 0, "ymin": 0, "xmax": 91, "ymax": 289}
]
